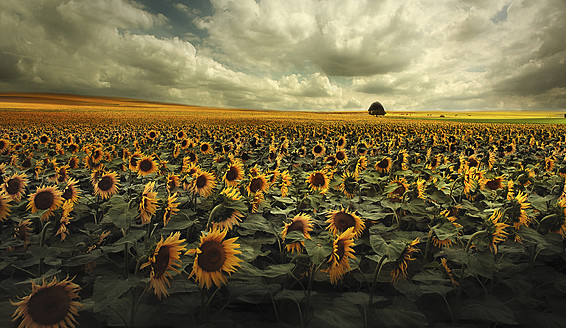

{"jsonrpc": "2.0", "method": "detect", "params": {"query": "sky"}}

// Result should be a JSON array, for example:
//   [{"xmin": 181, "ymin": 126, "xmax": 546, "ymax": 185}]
[{"xmin": 1, "ymin": 0, "xmax": 565, "ymax": 111}]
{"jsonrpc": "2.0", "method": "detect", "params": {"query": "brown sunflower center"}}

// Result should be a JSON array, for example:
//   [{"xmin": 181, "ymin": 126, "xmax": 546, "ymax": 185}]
[
  {"xmin": 62, "ymin": 187, "xmax": 73, "ymax": 200},
  {"xmin": 486, "ymin": 179, "xmax": 501, "ymax": 190},
  {"xmin": 0, "ymin": 140, "xmax": 5, "ymax": 149},
  {"xmin": 23, "ymin": 158, "xmax": 32, "ymax": 168},
  {"xmin": 336, "ymin": 151, "xmax": 345, "ymax": 161},
  {"xmin": 153, "ymin": 245, "xmax": 171, "ymax": 278},
  {"xmin": 226, "ymin": 166, "xmax": 239, "ymax": 181},
  {"xmin": 188, "ymin": 153, "xmax": 197, "ymax": 162},
  {"xmin": 130, "ymin": 156, "xmax": 139, "ymax": 167},
  {"xmin": 377, "ymin": 159, "xmax": 389, "ymax": 169},
  {"xmin": 334, "ymin": 212, "xmax": 355, "ymax": 232},
  {"xmin": 28, "ymin": 285, "xmax": 70, "ymax": 326},
  {"xmin": 139, "ymin": 159, "xmax": 153, "ymax": 172},
  {"xmin": 34, "ymin": 191, "xmax": 55, "ymax": 210},
  {"xmin": 6, "ymin": 178, "xmax": 21, "ymax": 195},
  {"xmin": 287, "ymin": 220, "xmax": 305, "ymax": 233},
  {"xmin": 392, "ymin": 182, "xmax": 406, "ymax": 196},
  {"xmin": 338, "ymin": 138, "xmax": 345, "ymax": 147},
  {"xmin": 181, "ymin": 140, "xmax": 188, "ymax": 147},
  {"xmin": 249, "ymin": 178, "xmax": 265, "ymax": 193},
  {"xmin": 468, "ymin": 158, "xmax": 479, "ymax": 167},
  {"xmin": 98, "ymin": 176, "xmax": 114, "ymax": 192},
  {"xmin": 311, "ymin": 173, "xmax": 326, "ymax": 187},
  {"xmin": 313, "ymin": 145, "xmax": 323, "ymax": 154},
  {"xmin": 201, "ymin": 144, "xmax": 209, "ymax": 152},
  {"xmin": 336, "ymin": 239, "xmax": 346, "ymax": 262},
  {"xmin": 196, "ymin": 175, "xmax": 208, "ymax": 189},
  {"xmin": 198, "ymin": 240, "xmax": 226, "ymax": 272},
  {"xmin": 40, "ymin": 136, "xmax": 48, "ymax": 143},
  {"xmin": 149, "ymin": 131, "xmax": 156, "ymax": 139}
]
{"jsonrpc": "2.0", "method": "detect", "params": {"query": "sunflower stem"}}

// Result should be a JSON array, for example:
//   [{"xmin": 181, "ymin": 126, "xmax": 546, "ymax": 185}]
[
  {"xmin": 95, "ymin": 194, "xmax": 100, "ymax": 225},
  {"xmin": 458, "ymin": 230, "xmax": 487, "ymax": 297},
  {"xmin": 369, "ymin": 255, "xmax": 387, "ymax": 311},
  {"xmin": 206, "ymin": 204, "xmax": 225, "ymax": 231},
  {"xmin": 123, "ymin": 242, "xmax": 129, "ymax": 279},
  {"xmin": 38, "ymin": 221, "xmax": 52, "ymax": 276},
  {"xmin": 424, "ymin": 229, "xmax": 433, "ymax": 263},
  {"xmin": 304, "ymin": 262, "xmax": 323, "ymax": 324}
]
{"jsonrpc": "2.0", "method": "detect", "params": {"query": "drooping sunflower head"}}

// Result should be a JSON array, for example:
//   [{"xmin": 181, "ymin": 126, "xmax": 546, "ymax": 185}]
[
  {"xmin": 0, "ymin": 193, "xmax": 11, "ymax": 222},
  {"xmin": 326, "ymin": 226, "xmax": 356, "ymax": 284},
  {"xmin": 506, "ymin": 190, "xmax": 531, "ymax": 230},
  {"xmin": 338, "ymin": 171, "xmax": 358, "ymax": 199},
  {"xmin": 136, "ymin": 155, "xmax": 158, "ymax": 177},
  {"xmin": 326, "ymin": 208, "xmax": 365, "ymax": 238},
  {"xmin": 128, "ymin": 152, "xmax": 142, "ymax": 172},
  {"xmin": 94, "ymin": 171, "xmax": 119, "ymax": 200},
  {"xmin": 482, "ymin": 210, "xmax": 509, "ymax": 254},
  {"xmin": 11, "ymin": 276, "xmax": 81, "ymax": 328},
  {"xmin": 61, "ymin": 178, "xmax": 81, "ymax": 204},
  {"xmin": 3, "ymin": 172, "xmax": 28, "ymax": 202},
  {"xmin": 307, "ymin": 170, "xmax": 329, "ymax": 193},
  {"xmin": 27, "ymin": 185, "xmax": 63, "ymax": 221},
  {"xmin": 482, "ymin": 176, "xmax": 505, "ymax": 191},
  {"xmin": 386, "ymin": 177, "xmax": 409, "ymax": 201},
  {"xmin": 163, "ymin": 193, "xmax": 180, "ymax": 226},
  {"xmin": 281, "ymin": 213, "xmax": 313, "ymax": 254},
  {"xmin": 187, "ymin": 228, "xmax": 243, "ymax": 289},
  {"xmin": 391, "ymin": 238, "xmax": 420, "ymax": 284},
  {"xmin": 0, "ymin": 138, "xmax": 10, "ymax": 154},
  {"xmin": 166, "ymin": 174, "xmax": 181, "ymax": 193},
  {"xmin": 140, "ymin": 232, "xmax": 186, "ymax": 299},
  {"xmin": 139, "ymin": 181, "xmax": 158, "ymax": 225}
]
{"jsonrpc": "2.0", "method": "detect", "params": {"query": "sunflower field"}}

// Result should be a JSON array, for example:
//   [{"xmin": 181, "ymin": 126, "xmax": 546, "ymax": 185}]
[{"xmin": 1, "ymin": 108, "xmax": 566, "ymax": 328}]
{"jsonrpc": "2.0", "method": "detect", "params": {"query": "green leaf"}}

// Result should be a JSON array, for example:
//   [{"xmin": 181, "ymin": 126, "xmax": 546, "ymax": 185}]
[
  {"xmin": 274, "ymin": 289, "xmax": 307, "ymax": 302},
  {"xmin": 304, "ymin": 239, "xmax": 332, "ymax": 264},
  {"xmin": 376, "ymin": 296, "xmax": 427, "ymax": 328},
  {"xmin": 62, "ymin": 249, "xmax": 103, "ymax": 266},
  {"xmin": 464, "ymin": 251, "xmax": 495, "ymax": 279},
  {"xmin": 93, "ymin": 276, "xmax": 144, "ymax": 312},
  {"xmin": 239, "ymin": 214, "xmax": 272, "ymax": 233},
  {"xmin": 285, "ymin": 230, "xmax": 306, "ymax": 243},
  {"xmin": 459, "ymin": 295, "xmax": 518, "ymax": 325},
  {"xmin": 113, "ymin": 229, "xmax": 145, "ymax": 246},
  {"xmin": 270, "ymin": 206, "xmax": 296, "ymax": 216},
  {"xmin": 101, "ymin": 195, "xmax": 137, "ymax": 229},
  {"xmin": 261, "ymin": 263, "xmax": 296, "ymax": 278}
]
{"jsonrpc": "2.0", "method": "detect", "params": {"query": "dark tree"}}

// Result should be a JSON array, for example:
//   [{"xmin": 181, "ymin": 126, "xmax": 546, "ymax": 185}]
[{"xmin": 368, "ymin": 101, "xmax": 386, "ymax": 116}]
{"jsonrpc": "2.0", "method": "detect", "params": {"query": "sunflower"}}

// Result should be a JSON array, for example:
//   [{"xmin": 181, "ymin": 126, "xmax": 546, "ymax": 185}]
[
  {"xmin": 210, "ymin": 188, "xmax": 245, "ymax": 231},
  {"xmin": 93, "ymin": 171, "xmax": 119, "ymax": 200},
  {"xmin": 39, "ymin": 134, "xmax": 50, "ymax": 144},
  {"xmin": 441, "ymin": 258, "xmax": 459, "ymax": 287},
  {"xmin": 281, "ymin": 213, "xmax": 313, "ymax": 254},
  {"xmin": 187, "ymin": 228, "xmax": 243, "ymax": 289},
  {"xmin": 481, "ymin": 176, "xmax": 505, "ymax": 191},
  {"xmin": 139, "ymin": 181, "xmax": 158, "ymax": 225},
  {"xmin": 307, "ymin": 170, "xmax": 329, "ymax": 193},
  {"xmin": 3, "ymin": 172, "xmax": 28, "ymax": 202},
  {"xmin": 140, "ymin": 232, "xmax": 186, "ymax": 299},
  {"xmin": 391, "ymin": 238, "xmax": 420, "ymax": 284},
  {"xmin": 27, "ymin": 185, "xmax": 63, "ymax": 221},
  {"xmin": 335, "ymin": 149, "xmax": 348, "ymax": 164},
  {"xmin": 416, "ymin": 178, "xmax": 427, "ymax": 199},
  {"xmin": 14, "ymin": 219, "xmax": 33, "ymax": 243},
  {"xmin": 166, "ymin": 174, "xmax": 181, "ymax": 193},
  {"xmin": 280, "ymin": 170, "xmax": 292, "ymax": 197},
  {"xmin": 0, "ymin": 138, "xmax": 10, "ymax": 154},
  {"xmin": 61, "ymin": 178, "xmax": 81, "ymax": 204},
  {"xmin": 354, "ymin": 156, "xmax": 368, "ymax": 176},
  {"xmin": 247, "ymin": 174, "xmax": 269, "ymax": 196},
  {"xmin": 375, "ymin": 157, "xmax": 393, "ymax": 173},
  {"xmin": 336, "ymin": 136, "xmax": 347, "ymax": 149},
  {"xmin": 163, "ymin": 193, "xmax": 180, "ymax": 226},
  {"xmin": 547, "ymin": 198, "xmax": 566, "ymax": 238},
  {"xmin": 337, "ymin": 171, "xmax": 358, "ymax": 199},
  {"xmin": 223, "ymin": 161, "xmax": 244, "ymax": 187},
  {"xmin": 136, "ymin": 155, "xmax": 158, "ymax": 177},
  {"xmin": 0, "ymin": 192, "xmax": 11, "ymax": 221},
  {"xmin": 11, "ymin": 276, "xmax": 81, "ymax": 328},
  {"xmin": 482, "ymin": 210, "xmax": 509, "ymax": 254},
  {"xmin": 91, "ymin": 148, "xmax": 104, "ymax": 164},
  {"xmin": 312, "ymin": 144, "xmax": 325, "ymax": 157},
  {"xmin": 147, "ymin": 130, "xmax": 159, "ymax": 141},
  {"xmin": 68, "ymin": 156, "xmax": 80, "ymax": 169},
  {"xmin": 356, "ymin": 142, "xmax": 368, "ymax": 156},
  {"xmin": 200, "ymin": 142, "xmax": 213, "ymax": 155},
  {"xmin": 190, "ymin": 169, "xmax": 216, "ymax": 198},
  {"xmin": 176, "ymin": 130, "xmax": 186, "ymax": 140},
  {"xmin": 387, "ymin": 177, "xmax": 409, "ymax": 201},
  {"xmin": 185, "ymin": 151, "xmax": 198, "ymax": 164},
  {"xmin": 544, "ymin": 157, "xmax": 555, "ymax": 172},
  {"xmin": 326, "ymin": 208, "xmax": 365, "ymax": 238},
  {"xmin": 128, "ymin": 152, "xmax": 142, "ymax": 172},
  {"xmin": 506, "ymin": 190, "xmax": 531, "ymax": 230},
  {"xmin": 326, "ymin": 226, "xmax": 356, "ymax": 284},
  {"xmin": 431, "ymin": 210, "xmax": 461, "ymax": 248}
]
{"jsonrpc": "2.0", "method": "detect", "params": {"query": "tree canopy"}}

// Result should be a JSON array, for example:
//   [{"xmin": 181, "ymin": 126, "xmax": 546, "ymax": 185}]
[{"xmin": 368, "ymin": 101, "xmax": 386, "ymax": 116}]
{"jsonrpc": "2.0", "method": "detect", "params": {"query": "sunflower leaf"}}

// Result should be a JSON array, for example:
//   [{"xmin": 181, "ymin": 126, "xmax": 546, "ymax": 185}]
[
  {"xmin": 304, "ymin": 238, "xmax": 332, "ymax": 264},
  {"xmin": 100, "ymin": 195, "xmax": 137, "ymax": 229}
]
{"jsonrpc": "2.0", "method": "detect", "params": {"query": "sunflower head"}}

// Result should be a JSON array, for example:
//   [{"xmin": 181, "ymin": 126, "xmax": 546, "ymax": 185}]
[
  {"xmin": 375, "ymin": 157, "xmax": 393, "ymax": 173},
  {"xmin": 0, "ymin": 193, "xmax": 12, "ymax": 222},
  {"xmin": 137, "ymin": 155, "xmax": 158, "ymax": 177},
  {"xmin": 11, "ymin": 276, "xmax": 81, "ymax": 328},
  {"xmin": 281, "ymin": 213, "xmax": 313, "ymax": 254},
  {"xmin": 307, "ymin": 170, "xmax": 329, "ymax": 193},
  {"xmin": 325, "ymin": 226, "xmax": 357, "ymax": 284},
  {"xmin": 247, "ymin": 174, "xmax": 268, "ymax": 196},
  {"xmin": 94, "ymin": 171, "xmax": 119, "ymax": 200},
  {"xmin": 186, "ymin": 228, "xmax": 243, "ymax": 289},
  {"xmin": 391, "ymin": 238, "xmax": 420, "ymax": 284},
  {"xmin": 27, "ymin": 185, "xmax": 63, "ymax": 221},
  {"xmin": 505, "ymin": 190, "xmax": 531, "ymax": 230},
  {"xmin": 481, "ymin": 210, "xmax": 509, "ymax": 254},
  {"xmin": 338, "ymin": 171, "xmax": 358, "ymax": 199},
  {"xmin": 191, "ymin": 169, "xmax": 217, "ymax": 198},
  {"xmin": 326, "ymin": 208, "xmax": 365, "ymax": 238},
  {"xmin": 223, "ymin": 161, "xmax": 244, "ymax": 187},
  {"xmin": 3, "ymin": 172, "xmax": 28, "ymax": 202}
]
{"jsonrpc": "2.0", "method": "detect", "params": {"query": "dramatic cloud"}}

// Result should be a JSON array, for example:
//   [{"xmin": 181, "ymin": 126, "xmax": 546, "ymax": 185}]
[{"xmin": 1, "ymin": 0, "xmax": 565, "ymax": 110}]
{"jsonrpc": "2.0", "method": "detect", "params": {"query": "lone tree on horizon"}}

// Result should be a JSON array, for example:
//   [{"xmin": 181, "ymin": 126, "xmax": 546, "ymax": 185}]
[{"xmin": 368, "ymin": 101, "xmax": 386, "ymax": 116}]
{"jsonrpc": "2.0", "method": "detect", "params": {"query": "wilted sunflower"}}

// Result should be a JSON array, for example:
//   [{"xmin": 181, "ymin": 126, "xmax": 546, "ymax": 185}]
[
  {"xmin": 482, "ymin": 210, "xmax": 509, "ymax": 254},
  {"xmin": 391, "ymin": 238, "xmax": 420, "ymax": 284},
  {"xmin": 506, "ymin": 190, "xmax": 531, "ymax": 230},
  {"xmin": 0, "ymin": 193, "xmax": 11, "ymax": 221},
  {"xmin": 375, "ymin": 157, "xmax": 393, "ymax": 173},
  {"xmin": 163, "ymin": 193, "xmax": 180, "ymax": 226},
  {"xmin": 61, "ymin": 178, "xmax": 81, "ymax": 204},
  {"xmin": 28, "ymin": 185, "xmax": 63, "ymax": 221},
  {"xmin": 247, "ymin": 174, "xmax": 269, "ymax": 196},
  {"xmin": 93, "ymin": 171, "xmax": 119, "ymax": 200},
  {"xmin": 326, "ymin": 208, "xmax": 365, "ymax": 238},
  {"xmin": 337, "ymin": 171, "xmax": 358, "ymax": 199},
  {"xmin": 137, "ymin": 155, "xmax": 158, "ymax": 177},
  {"xmin": 281, "ymin": 213, "xmax": 313, "ymax": 254},
  {"xmin": 11, "ymin": 276, "xmax": 81, "ymax": 328},
  {"xmin": 187, "ymin": 228, "xmax": 243, "ymax": 289},
  {"xmin": 68, "ymin": 156, "xmax": 80, "ymax": 169},
  {"xmin": 431, "ymin": 210, "xmax": 461, "ymax": 248},
  {"xmin": 223, "ymin": 161, "xmax": 244, "ymax": 187},
  {"xmin": 307, "ymin": 170, "xmax": 330, "ymax": 193},
  {"xmin": 3, "ymin": 172, "xmax": 28, "ymax": 202},
  {"xmin": 326, "ymin": 226, "xmax": 356, "ymax": 284},
  {"xmin": 141, "ymin": 232, "xmax": 186, "ymax": 299},
  {"xmin": 191, "ymin": 169, "xmax": 216, "ymax": 198},
  {"xmin": 544, "ymin": 157, "xmax": 555, "ymax": 172},
  {"xmin": 139, "ymin": 181, "xmax": 158, "ymax": 225}
]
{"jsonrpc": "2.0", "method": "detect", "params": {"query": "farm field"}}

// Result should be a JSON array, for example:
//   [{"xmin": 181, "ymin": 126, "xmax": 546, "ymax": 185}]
[{"xmin": 1, "ymin": 93, "xmax": 566, "ymax": 327}]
